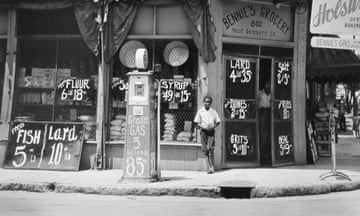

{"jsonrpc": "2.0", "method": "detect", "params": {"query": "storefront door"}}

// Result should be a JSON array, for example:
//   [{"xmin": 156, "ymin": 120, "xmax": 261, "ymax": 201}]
[
  {"xmin": 271, "ymin": 58, "xmax": 294, "ymax": 166},
  {"xmin": 223, "ymin": 55, "xmax": 259, "ymax": 168}
]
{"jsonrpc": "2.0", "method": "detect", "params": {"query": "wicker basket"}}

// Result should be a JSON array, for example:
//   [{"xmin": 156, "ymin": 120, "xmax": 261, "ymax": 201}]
[
  {"xmin": 163, "ymin": 41, "xmax": 189, "ymax": 67},
  {"xmin": 119, "ymin": 40, "xmax": 146, "ymax": 68}
]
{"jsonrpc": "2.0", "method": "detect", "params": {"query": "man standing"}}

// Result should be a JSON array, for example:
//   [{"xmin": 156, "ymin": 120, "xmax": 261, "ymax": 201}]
[
  {"xmin": 258, "ymin": 81, "xmax": 271, "ymax": 164},
  {"xmin": 194, "ymin": 96, "xmax": 221, "ymax": 174}
]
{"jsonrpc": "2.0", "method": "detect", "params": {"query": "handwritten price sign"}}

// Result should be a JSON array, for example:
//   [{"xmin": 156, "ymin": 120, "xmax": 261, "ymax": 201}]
[
  {"xmin": 3, "ymin": 121, "xmax": 85, "ymax": 171},
  {"xmin": 57, "ymin": 78, "xmax": 93, "ymax": 102},
  {"xmin": 160, "ymin": 79, "xmax": 192, "ymax": 103}
]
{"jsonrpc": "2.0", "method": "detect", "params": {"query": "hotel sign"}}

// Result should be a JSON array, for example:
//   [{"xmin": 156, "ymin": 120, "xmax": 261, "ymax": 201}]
[
  {"xmin": 223, "ymin": 2, "xmax": 293, "ymax": 41},
  {"xmin": 310, "ymin": 0, "xmax": 360, "ymax": 35}
]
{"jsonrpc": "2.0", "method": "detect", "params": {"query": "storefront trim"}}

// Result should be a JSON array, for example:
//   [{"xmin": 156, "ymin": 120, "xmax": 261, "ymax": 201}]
[
  {"xmin": 127, "ymin": 35, "xmax": 192, "ymax": 40},
  {"xmin": 222, "ymin": 37, "xmax": 295, "ymax": 48},
  {"xmin": 17, "ymin": 35, "xmax": 83, "ymax": 40}
]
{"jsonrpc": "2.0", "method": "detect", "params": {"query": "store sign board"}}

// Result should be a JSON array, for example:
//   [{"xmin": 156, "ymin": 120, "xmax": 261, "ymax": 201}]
[
  {"xmin": 225, "ymin": 121, "xmax": 257, "ymax": 162},
  {"xmin": 225, "ymin": 58, "xmax": 257, "ymax": 99},
  {"xmin": 223, "ymin": 1, "xmax": 293, "ymax": 41},
  {"xmin": 273, "ymin": 121, "xmax": 294, "ymax": 164},
  {"xmin": 160, "ymin": 79, "xmax": 192, "ymax": 103},
  {"xmin": 57, "ymin": 77, "xmax": 95, "ymax": 105},
  {"xmin": 3, "ymin": 121, "xmax": 85, "ymax": 171},
  {"xmin": 310, "ymin": 0, "xmax": 360, "ymax": 35},
  {"xmin": 311, "ymin": 36, "xmax": 360, "ymax": 50},
  {"xmin": 224, "ymin": 98, "xmax": 256, "ymax": 120}
]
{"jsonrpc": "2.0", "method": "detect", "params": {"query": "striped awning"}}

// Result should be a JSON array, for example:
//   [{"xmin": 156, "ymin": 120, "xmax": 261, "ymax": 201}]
[{"xmin": 307, "ymin": 48, "xmax": 360, "ymax": 82}]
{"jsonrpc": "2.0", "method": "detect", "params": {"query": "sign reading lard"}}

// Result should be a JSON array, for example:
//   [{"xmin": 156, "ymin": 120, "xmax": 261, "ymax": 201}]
[{"xmin": 310, "ymin": 0, "xmax": 360, "ymax": 35}]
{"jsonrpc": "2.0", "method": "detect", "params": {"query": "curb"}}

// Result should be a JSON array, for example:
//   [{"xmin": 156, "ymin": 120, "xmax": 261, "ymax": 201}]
[{"xmin": 1, "ymin": 180, "xmax": 360, "ymax": 198}]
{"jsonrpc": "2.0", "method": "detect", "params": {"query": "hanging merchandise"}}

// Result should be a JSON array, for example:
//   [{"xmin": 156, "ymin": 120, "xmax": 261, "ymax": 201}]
[
  {"xmin": 119, "ymin": 40, "xmax": 146, "ymax": 68},
  {"xmin": 163, "ymin": 41, "xmax": 189, "ymax": 67}
]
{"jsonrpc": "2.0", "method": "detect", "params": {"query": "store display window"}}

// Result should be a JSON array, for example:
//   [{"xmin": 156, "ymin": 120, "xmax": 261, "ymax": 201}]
[
  {"xmin": 13, "ymin": 9, "xmax": 98, "ymax": 140},
  {"xmin": 0, "ymin": 40, "xmax": 6, "ymax": 113},
  {"xmin": 110, "ymin": 39, "xmax": 198, "ymax": 143}
]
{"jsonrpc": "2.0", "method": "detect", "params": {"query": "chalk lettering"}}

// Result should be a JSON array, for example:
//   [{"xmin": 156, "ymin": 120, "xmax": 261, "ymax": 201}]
[
  {"xmin": 48, "ymin": 125, "xmax": 78, "ymax": 141},
  {"xmin": 16, "ymin": 129, "xmax": 42, "ymax": 145}
]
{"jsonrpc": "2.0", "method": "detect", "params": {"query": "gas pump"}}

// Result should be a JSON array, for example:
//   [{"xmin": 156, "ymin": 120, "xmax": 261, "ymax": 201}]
[{"xmin": 121, "ymin": 49, "xmax": 159, "ymax": 182}]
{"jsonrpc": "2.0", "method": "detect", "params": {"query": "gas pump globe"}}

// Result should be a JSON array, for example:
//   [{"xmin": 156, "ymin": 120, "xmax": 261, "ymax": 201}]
[{"xmin": 121, "ymin": 49, "xmax": 159, "ymax": 182}]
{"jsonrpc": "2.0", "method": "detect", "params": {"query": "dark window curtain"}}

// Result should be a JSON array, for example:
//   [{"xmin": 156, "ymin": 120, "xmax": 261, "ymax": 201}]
[
  {"xmin": 74, "ymin": 2, "xmax": 138, "ymax": 62},
  {"xmin": 74, "ymin": 2, "xmax": 100, "ymax": 57},
  {"xmin": 181, "ymin": 0, "xmax": 217, "ymax": 63},
  {"xmin": 2, "ymin": 0, "xmax": 82, "ymax": 10}
]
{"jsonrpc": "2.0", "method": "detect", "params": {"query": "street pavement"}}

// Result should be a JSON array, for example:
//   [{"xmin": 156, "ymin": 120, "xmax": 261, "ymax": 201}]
[{"xmin": 0, "ymin": 134, "xmax": 359, "ymax": 198}]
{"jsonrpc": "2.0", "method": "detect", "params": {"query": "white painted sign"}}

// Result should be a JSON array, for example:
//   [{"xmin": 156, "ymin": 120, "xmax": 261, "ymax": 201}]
[
  {"xmin": 310, "ymin": 0, "xmax": 360, "ymax": 35},
  {"xmin": 311, "ymin": 36, "xmax": 360, "ymax": 50},
  {"xmin": 223, "ymin": 1, "xmax": 293, "ymax": 41}
]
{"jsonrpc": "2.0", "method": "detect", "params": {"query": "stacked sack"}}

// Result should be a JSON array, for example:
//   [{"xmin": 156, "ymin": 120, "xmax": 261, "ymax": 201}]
[
  {"xmin": 162, "ymin": 113, "xmax": 176, "ymax": 141},
  {"xmin": 110, "ymin": 114, "xmax": 126, "ymax": 140},
  {"xmin": 176, "ymin": 131, "xmax": 192, "ymax": 142}
]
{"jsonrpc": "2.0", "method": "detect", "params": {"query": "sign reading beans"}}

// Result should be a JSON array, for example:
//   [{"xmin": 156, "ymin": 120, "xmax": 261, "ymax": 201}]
[
  {"xmin": 160, "ymin": 79, "xmax": 192, "ymax": 103},
  {"xmin": 4, "ymin": 121, "xmax": 85, "ymax": 171},
  {"xmin": 224, "ymin": 99, "xmax": 256, "ymax": 120}
]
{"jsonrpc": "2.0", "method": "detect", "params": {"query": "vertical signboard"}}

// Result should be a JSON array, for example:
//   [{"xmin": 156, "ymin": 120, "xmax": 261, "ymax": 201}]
[
  {"xmin": 272, "ymin": 59, "xmax": 294, "ymax": 166},
  {"xmin": 223, "ymin": 56, "xmax": 259, "ymax": 167},
  {"xmin": 3, "ymin": 121, "xmax": 85, "ymax": 170},
  {"xmin": 122, "ymin": 72, "xmax": 158, "ymax": 182}
]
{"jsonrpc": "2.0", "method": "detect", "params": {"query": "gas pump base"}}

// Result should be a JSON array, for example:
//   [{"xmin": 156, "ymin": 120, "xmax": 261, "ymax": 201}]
[{"xmin": 120, "ymin": 174, "xmax": 160, "ymax": 183}]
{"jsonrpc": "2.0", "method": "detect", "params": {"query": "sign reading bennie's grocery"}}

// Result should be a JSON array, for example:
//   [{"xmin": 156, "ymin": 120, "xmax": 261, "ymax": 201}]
[
  {"xmin": 310, "ymin": 0, "xmax": 360, "ymax": 35},
  {"xmin": 223, "ymin": 1, "xmax": 293, "ymax": 41}
]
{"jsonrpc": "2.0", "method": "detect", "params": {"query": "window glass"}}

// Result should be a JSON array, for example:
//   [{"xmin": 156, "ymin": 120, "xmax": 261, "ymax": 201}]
[
  {"xmin": 110, "ymin": 40, "xmax": 198, "ymax": 143},
  {"xmin": 0, "ymin": 10, "xmax": 8, "ymax": 35},
  {"xmin": 18, "ymin": 8, "xmax": 79, "ymax": 35},
  {"xmin": 0, "ymin": 40, "xmax": 6, "ymax": 113},
  {"xmin": 14, "ymin": 9, "xmax": 98, "ymax": 140}
]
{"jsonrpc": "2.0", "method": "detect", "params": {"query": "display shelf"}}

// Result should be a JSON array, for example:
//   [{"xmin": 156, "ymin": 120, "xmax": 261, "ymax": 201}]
[
  {"xmin": 18, "ymin": 87, "xmax": 55, "ymax": 90},
  {"xmin": 313, "ymin": 114, "xmax": 331, "ymax": 156}
]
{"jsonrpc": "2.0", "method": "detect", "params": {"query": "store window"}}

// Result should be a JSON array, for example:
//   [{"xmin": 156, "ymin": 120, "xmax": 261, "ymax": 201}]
[
  {"xmin": 110, "ymin": 39, "xmax": 198, "ymax": 143},
  {"xmin": 13, "ymin": 8, "xmax": 98, "ymax": 140},
  {"xmin": 0, "ymin": 40, "xmax": 6, "ymax": 113}
]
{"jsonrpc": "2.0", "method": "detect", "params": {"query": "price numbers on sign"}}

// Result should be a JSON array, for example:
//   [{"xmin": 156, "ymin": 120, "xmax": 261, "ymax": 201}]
[
  {"xmin": 278, "ymin": 135, "xmax": 292, "ymax": 156},
  {"xmin": 112, "ymin": 78, "xmax": 128, "ymax": 91},
  {"xmin": 160, "ymin": 79, "xmax": 192, "ymax": 103},
  {"xmin": 230, "ymin": 134, "xmax": 250, "ymax": 156},
  {"xmin": 4, "ymin": 122, "xmax": 85, "ymax": 171},
  {"xmin": 57, "ymin": 78, "xmax": 91, "ymax": 102},
  {"xmin": 229, "ymin": 58, "xmax": 252, "ymax": 83},
  {"xmin": 124, "ymin": 115, "xmax": 150, "ymax": 177},
  {"xmin": 276, "ymin": 61, "xmax": 290, "ymax": 85},
  {"xmin": 224, "ymin": 99, "xmax": 249, "ymax": 119},
  {"xmin": 278, "ymin": 100, "xmax": 292, "ymax": 120}
]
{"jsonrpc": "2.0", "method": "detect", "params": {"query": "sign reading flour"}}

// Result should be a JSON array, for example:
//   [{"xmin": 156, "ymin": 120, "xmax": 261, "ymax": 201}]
[{"xmin": 223, "ymin": 1, "xmax": 293, "ymax": 41}]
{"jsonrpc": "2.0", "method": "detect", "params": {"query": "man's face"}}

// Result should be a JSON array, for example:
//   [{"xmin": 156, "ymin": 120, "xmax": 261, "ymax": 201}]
[
  {"xmin": 204, "ymin": 99, "xmax": 211, "ymax": 110},
  {"xmin": 264, "ymin": 83, "xmax": 270, "ymax": 94}
]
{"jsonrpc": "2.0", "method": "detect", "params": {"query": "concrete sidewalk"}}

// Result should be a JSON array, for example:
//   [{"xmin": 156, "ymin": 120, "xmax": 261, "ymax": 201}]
[
  {"xmin": 0, "ymin": 135, "xmax": 359, "ymax": 198},
  {"xmin": 0, "ymin": 163, "xmax": 359, "ymax": 198}
]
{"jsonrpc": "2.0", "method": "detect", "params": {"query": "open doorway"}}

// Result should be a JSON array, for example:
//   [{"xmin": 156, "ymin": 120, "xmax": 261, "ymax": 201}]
[{"xmin": 258, "ymin": 58, "xmax": 272, "ymax": 165}]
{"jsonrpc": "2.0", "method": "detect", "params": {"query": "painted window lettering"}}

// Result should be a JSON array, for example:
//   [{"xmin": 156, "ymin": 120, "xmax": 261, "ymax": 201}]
[
  {"xmin": 279, "ymin": 135, "xmax": 292, "ymax": 156},
  {"xmin": 278, "ymin": 100, "xmax": 292, "ymax": 120},
  {"xmin": 230, "ymin": 59, "xmax": 252, "ymax": 83},
  {"xmin": 277, "ymin": 61, "xmax": 290, "ymax": 85},
  {"xmin": 230, "ymin": 134, "xmax": 249, "ymax": 156}
]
